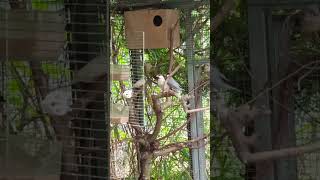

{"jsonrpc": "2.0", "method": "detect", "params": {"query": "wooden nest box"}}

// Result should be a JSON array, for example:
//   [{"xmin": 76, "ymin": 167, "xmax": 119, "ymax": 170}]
[
  {"xmin": 124, "ymin": 9, "xmax": 180, "ymax": 49},
  {"xmin": 0, "ymin": 10, "xmax": 65, "ymax": 61}
]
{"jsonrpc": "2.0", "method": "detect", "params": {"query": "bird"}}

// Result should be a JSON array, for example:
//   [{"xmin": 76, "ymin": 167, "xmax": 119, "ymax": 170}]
[
  {"xmin": 166, "ymin": 75, "xmax": 183, "ymax": 93},
  {"xmin": 40, "ymin": 88, "xmax": 72, "ymax": 116},
  {"xmin": 156, "ymin": 74, "xmax": 183, "ymax": 98},
  {"xmin": 156, "ymin": 75, "xmax": 169, "ymax": 92},
  {"xmin": 123, "ymin": 89, "xmax": 133, "ymax": 99},
  {"xmin": 212, "ymin": 67, "xmax": 240, "ymax": 92}
]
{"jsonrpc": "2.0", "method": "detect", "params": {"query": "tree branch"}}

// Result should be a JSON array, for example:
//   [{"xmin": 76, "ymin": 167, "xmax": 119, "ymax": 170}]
[
  {"xmin": 242, "ymin": 142, "xmax": 320, "ymax": 164},
  {"xmin": 154, "ymin": 135, "xmax": 207, "ymax": 157},
  {"xmin": 149, "ymin": 95, "xmax": 163, "ymax": 141},
  {"xmin": 211, "ymin": 0, "xmax": 236, "ymax": 32}
]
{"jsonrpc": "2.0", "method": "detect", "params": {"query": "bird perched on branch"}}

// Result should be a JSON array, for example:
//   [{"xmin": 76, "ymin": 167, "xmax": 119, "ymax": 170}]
[
  {"xmin": 212, "ymin": 67, "xmax": 240, "ymax": 92},
  {"xmin": 156, "ymin": 75, "xmax": 169, "ymax": 92},
  {"xmin": 156, "ymin": 74, "xmax": 183, "ymax": 98}
]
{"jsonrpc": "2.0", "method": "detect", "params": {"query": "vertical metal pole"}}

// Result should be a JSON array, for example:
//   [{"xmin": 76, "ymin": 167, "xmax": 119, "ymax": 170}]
[
  {"xmin": 185, "ymin": 8, "xmax": 207, "ymax": 180},
  {"xmin": 269, "ymin": 15, "xmax": 298, "ymax": 180},
  {"xmin": 248, "ymin": 6, "xmax": 275, "ymax": 180}
]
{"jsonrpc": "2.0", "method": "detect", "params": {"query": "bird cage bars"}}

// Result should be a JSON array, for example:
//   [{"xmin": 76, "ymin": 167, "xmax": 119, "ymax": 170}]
[
  {"xmin": 129, "ymin": 33, "xmax": 145, "ymax": 127},
  {"xmin": 0, "ymin": 0, "xmax": 109, "ymax": 179},
  {"xmin": 110, "ymin": 31, "xmax": 145, "ymax": 127}
]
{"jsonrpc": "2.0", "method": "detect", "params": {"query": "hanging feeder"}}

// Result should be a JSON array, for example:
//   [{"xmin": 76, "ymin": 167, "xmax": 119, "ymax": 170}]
[
  {"xmin": 111, "ymin": 64, "xmax": 131, "ymax": 81},
  {"xmin": 124, "ymin": 9, "xmax": 180, "ymax": 49},
  {"xmin": 0, "ymin": 10, "xmax": 65, "ymax": 61},
  {"xmin": 111, "ymin": 103, "xmax": 129, "ymax": 124}
]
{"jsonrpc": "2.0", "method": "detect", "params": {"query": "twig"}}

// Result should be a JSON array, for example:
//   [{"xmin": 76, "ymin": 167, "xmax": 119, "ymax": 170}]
[
  {"xmin": 187, "ymin": 107, "xmax": 209, "ymax": 114},
  {"xmin": 168, "ymin": 23, "xmax": 175, "ymax": 74},
  {"xmin": 168, "ymin": 64, "xmax": 181, "ymax": 78},
  {"xmin": 242, "ymin": 142, "xmax": 320, "ymax": 164},
  {"xmin": 242, "ymin": 60, "xmax": 320, "ymax": 108},
  {"xmin": 297, "ymin": 68, "xmax": 314, "ymax": 91},
  {"xmin": 154, "ymin": 135, "xmax": 208, "ymax": 157},
  {"xmin": 157, "ymin": 111, "xmax": 196, "ymax": 141}
]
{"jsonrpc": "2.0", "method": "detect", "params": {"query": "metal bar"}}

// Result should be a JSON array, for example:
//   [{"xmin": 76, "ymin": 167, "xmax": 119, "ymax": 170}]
[
  {"xmin": 269, "ymin": 15, "xmax": 298, "ymax": 180},
  {"xmin": 111, "ymin": 0, "xmax": 208, "ymax": 12},
  {"xmin": 185, "ymin": 8, "xmax": 207, "ymax": 180},
  {"xmin": 248, "ymin": 6, "xmax": 275, "ymax": 180}
]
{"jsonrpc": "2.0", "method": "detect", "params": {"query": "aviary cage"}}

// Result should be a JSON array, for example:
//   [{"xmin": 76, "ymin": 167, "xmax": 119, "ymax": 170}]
[
  {"xmin": 210, "ymin": 1, "xmax": 320, "ymax": 180},
  {"xmin": 0, "ymin": 0, "xmax": 109, "ymax": 179},
  {"xmin": 110, "ymin": 1, "xmax": 210, "ymax": 179}
]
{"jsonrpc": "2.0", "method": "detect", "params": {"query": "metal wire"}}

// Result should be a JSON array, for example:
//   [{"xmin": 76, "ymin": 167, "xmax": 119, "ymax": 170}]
[{"xmin": 0, "ymin": 0, "xmax": 109, "ymax": 179}]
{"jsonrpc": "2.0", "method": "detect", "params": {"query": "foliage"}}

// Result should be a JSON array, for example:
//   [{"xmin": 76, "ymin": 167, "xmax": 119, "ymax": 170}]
[{"xmin": 110, "ymin": 3, "xmax": 210, "ymax": 179}]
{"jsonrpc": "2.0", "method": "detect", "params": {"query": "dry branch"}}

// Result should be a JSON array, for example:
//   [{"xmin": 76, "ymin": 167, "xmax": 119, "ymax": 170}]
[
  {"xmin": 149, "ymin": 95, "xmax": 163, "ymax": 141},
  {"xmin": 187, "ymin": 107, "xmax": 209, "ymax": 114},
  {"xmin": 154, "ymin": 135, "xmax": 207, "ymax": 157},
  {"xmin": 217, "ymin": 93, "xmax": 320, "ymax": 164}
]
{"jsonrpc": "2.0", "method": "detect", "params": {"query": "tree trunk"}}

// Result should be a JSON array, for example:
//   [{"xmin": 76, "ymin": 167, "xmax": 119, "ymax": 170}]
[{"xmin": 138, "ymin": 151, "xmax": 152, "ymax": 180}]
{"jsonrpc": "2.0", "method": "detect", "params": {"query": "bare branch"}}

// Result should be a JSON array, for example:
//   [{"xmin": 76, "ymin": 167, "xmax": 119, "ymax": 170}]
[
  {"xmin": 154, "ymin": 135, "xmax": 207, "ymax": 157},
  {"xmin": 149, "ymin": 95, "xmax": 163, "ymax": 141},
  {"xmin": 187, "ymin": 107, "xmax": 209, "ymax": 114},
  {"xmin": 157, "ymin": 111, "xmax": 196, "ymax": 141},
  {"xmin": 211, "ymin": 0, "xmax": 236, "ymax": 32},
  {"xmin": 242, "ymin": 142, "xmax": 320, "ymax": 164}
]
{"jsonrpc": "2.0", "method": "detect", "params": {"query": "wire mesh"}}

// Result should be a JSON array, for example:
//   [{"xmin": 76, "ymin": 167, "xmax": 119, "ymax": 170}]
[
  {"xmin": 210, "ymin": 8, "xmax": 320, "ymax": 180},
  {"xmin": 0, "ymin": 0, "xmax": 109, "ymax": 179},
  {"xmin": 110, "ymin": 1, "xmax": 210, "ymax": 179}
]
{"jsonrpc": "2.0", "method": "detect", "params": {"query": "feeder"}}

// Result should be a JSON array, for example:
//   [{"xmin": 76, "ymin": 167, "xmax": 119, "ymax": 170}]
[
  {"xmin": 111, "ymin": 64, "xmax": 131, "ymax": 81},
  {"xmin": 124, "ymin": 9, "xmax": 180, "ymax": 49},
  {"xmin": 0, "ymin": 10, "xmax": 65, "ymax": 61},
  {"xmin": 111, "ymin": 103, "xmax": 129, "ymax": 124}
]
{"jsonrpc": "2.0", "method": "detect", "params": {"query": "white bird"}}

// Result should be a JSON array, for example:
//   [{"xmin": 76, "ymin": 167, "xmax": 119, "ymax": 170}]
[
  {"xmin": 41, "ymin": 89, "xmax": 72, "ymax": 116},
  {"xmin": 123, "ymin": 89, "xmax": 133, "ymax": 99},
  {"xmin": 156, "ymin": 75, "xmax": 183, "ymax": 98},
  {"xmin": 212, "ymin": 67, "xmax": 240, "ymax": 92},
  {"xmin": 156, "ymin": 75, "xmax": 169, "ymax": 92}
]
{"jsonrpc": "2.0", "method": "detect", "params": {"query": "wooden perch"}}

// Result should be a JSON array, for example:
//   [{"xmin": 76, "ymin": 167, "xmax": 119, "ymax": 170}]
[
  {"xmin": 154, "ymin": 135, "xmax": 207, "ymax": 157},
  {"xmin": 243, "ymin": 142, "xmax": 320, "ymax": 164},
  {"xmin": 149, "ymin": 95, "xmax": 163, "ymax": 141},
  {"xmin": 186, "ymin": 107, "xmax": 209, "ymax": 114}
]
